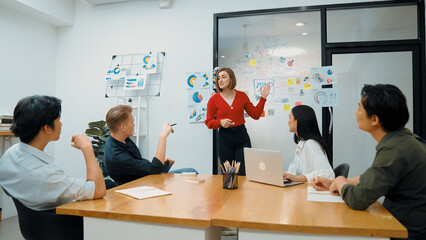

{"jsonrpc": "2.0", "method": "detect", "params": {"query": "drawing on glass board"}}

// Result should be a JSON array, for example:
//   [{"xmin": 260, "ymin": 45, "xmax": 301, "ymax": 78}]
[
  {"xmin": 253, "ymin": 79, "xmax": 273, "ymax": 99},
  {"xmin": 218, "ymin": 34, "xmax": 342, "ymax": 115}
]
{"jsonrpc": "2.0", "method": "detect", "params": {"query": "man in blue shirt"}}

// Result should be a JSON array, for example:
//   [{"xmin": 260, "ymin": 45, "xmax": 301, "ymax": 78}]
[{"xmin": 0, "ymin": 95, "xmax": 106, "ymax": 211}]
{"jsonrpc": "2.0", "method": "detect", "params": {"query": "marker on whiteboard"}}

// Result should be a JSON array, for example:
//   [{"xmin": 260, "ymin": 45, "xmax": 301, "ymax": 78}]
[{"xmin": 170, "ymin": 123, "xmax": 177, "ymax": 127}]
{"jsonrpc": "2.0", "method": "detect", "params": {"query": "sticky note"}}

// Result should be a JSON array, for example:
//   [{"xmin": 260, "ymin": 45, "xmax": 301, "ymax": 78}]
[
  {"xmin": 260, "ymin": 110, "xmax": 265, "ymax": 117},
  {"xmin": 288, "ymin": 79, "xmax": 295, "ymax": 86},
  {"xmin": 295, "ymin": 101, "xmax": 302, "ymax": 106},
  {"xmin": 250, "ymin": 59, "xmax": 257, "ymax": 66},
  {"xmin": 304, "ymin": 83, "xmax": 311, "ymax": 89},
  {"xmin": 284, "ymin": 104, "xmax": 291, "ymax": 111}
]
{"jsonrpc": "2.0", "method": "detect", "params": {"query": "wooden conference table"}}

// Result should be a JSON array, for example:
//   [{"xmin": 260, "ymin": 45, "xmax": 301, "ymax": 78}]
[{"xmin": 57, "ymin": 174, "xmax": 407, "ymax": 240}]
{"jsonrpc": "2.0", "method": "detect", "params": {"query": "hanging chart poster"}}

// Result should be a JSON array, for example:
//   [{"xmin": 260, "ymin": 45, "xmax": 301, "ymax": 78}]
[
  {"xmin": 140, "ymin": 53, "xmax": 157, "ymax": 74},
  {"xmin": 124, "ymin": 74, "xmax": 147, "ymax": 90},
  {"xmin": 310, "ymin": 66, "xmax": 337, "ymax": 85},
  {"xmin": 186, "ymin": 71, "xmax": 212, "ymax": 123},
  {"xmin": 312, "ymin": 88, "xmax": 339, "ymax": 107},
  {"xmin": 106, "ymin": 65, "xmax": 128, "ymax": 80}
]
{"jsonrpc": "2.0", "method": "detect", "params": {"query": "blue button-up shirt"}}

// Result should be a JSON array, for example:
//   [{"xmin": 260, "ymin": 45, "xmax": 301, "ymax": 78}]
[{"xmin": 0, "ymin": 143, "xmax": 95, "ymax": 211}]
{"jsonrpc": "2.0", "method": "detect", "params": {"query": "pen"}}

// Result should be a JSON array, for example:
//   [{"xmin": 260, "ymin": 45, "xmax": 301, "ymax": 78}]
[
  {"xmin": 315, "ymin": 162, "xmax": 321, "ymax": 181},
  {"xmin": 170, "ymin": 123, "xmax": 177, "ymax": 126}
]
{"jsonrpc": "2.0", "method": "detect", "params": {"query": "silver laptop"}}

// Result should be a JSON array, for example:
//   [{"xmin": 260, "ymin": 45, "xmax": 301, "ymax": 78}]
[{"xmin": 244, "ymin": 148, "xmax": 304, "ymax": 187}]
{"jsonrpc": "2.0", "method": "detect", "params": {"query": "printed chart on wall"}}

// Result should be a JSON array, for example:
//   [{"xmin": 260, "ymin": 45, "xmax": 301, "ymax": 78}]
[
  {"xmin": 186, "ymin": 72, "xmax": 213, "ymax": 123},
  {"xmin": 105, "ymin": 52, "xmax": 165, "ymax": 98}
]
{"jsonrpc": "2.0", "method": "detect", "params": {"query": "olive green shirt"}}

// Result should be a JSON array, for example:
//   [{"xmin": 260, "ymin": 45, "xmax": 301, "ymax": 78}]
[{"xmin": 341, "ymin": 128, "xmax": 426, "ymax": 236}]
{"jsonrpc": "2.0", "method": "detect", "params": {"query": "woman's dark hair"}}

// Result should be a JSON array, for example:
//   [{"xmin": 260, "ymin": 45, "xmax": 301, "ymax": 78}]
[
  {"xmin": 11, "ymin": 95, "xmax": 62, "ymax": 143},
  {"xmin": 292, "ymin": 105, "xmax": 331, "ymax": 165},
  {"xmin": 361, "ymin": 84, "xmax": 409, "ymax": 132}
]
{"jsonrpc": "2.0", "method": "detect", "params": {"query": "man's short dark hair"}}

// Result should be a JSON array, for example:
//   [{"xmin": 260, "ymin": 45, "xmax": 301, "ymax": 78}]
[
  {"xmin": 11, "ymin": 95, "xmax": 62, "ymax": 143},
  {"xmin": 361, "ymin": 84, "xmax": 409, "ymax": 132}
]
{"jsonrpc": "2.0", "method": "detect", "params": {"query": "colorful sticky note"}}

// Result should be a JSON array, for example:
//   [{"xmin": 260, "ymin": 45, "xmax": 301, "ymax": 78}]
[
  {"xmin": 288, "ymin": 79, "xmax": 295, "ymax": 86},
  {"xmin": 284, "ymin": 104, "xmax": 291, "ymax": 111},
  {"xmin": 304, "ymin": 83, "xmax": 311, "ymax": 90},
  {"xmin": 260, "ymin": 110, "xmax": 265, "ymax": 117},
  {"xmin": 295, "ymin": 101, "xmax": 302, "ymax": 106},
  {"xmin": 250, "ymin": 59, "xmax": 257, "ymax": 66}
]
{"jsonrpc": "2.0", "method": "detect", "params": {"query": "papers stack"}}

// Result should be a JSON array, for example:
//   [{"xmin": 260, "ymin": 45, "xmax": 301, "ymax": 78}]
[
  {"xmin": 307, "ymin": 186, "xmax": 344, "ymax": 203},
  {"xmin": 115, "ymin": 186, "xmax": 171, "ymax": 200}
]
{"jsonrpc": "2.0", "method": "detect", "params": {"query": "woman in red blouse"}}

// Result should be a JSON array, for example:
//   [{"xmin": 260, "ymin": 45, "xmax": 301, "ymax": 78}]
[{"xmin": 205, "ymin": 68, "xmax": 270, "ymax": 175}]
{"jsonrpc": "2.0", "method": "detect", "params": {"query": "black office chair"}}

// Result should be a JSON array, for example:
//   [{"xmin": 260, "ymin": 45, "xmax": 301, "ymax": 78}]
[
  {"xmin": 4, "ymin": 189, "xmax": 83, "ymax": 240},
  {"xmin": 333, "ymin": 163, "xmax": 350, "ymax": 178},
  {"xmin": 105, "ymin": 178, "xmax": 118, "ymax": 189}
]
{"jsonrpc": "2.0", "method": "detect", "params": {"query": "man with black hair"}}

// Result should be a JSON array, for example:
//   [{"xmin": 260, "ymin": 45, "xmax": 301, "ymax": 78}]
[
  {"xmin": 0, "ymin": 95, "xmax": 106, "ymax": 211},
  {"xmin": 311, "ymin": 84, "xmax": 426, "ymax": 239}
]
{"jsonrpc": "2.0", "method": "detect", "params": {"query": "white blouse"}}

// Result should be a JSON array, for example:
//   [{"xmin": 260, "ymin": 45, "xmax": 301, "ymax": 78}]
[{"xmin": 287, "ymin": 139, "xmax": 335, "ymax": 181}]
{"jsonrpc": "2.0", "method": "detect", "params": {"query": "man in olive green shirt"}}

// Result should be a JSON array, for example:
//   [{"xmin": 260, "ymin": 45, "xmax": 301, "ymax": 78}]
[{"xmin": 312, "ymin": 84, "xmax": 426, "ymax": 240}]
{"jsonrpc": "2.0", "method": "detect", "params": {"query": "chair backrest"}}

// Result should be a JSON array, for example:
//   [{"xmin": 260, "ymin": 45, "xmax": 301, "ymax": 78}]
[
  {"xmin": 10, "ymin": 196, "xmax": 83, "ymax": 240},
  {"xmin": 105, "ymin": 178, "xmax": 118, "ymax": 190},
  {"xmin": 333, "ymin": 163, "xmax": 350, "ymax": 178}
]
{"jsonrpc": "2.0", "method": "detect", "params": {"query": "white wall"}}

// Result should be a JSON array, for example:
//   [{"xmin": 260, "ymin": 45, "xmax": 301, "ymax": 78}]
[
  {"xmin": 0, "ymin": 6, "xmax": 57, "ymax": 114},
  {"xmin": 0, "ymin": 4, "xmax": 57, "ymax": 219},
  {"xmin": 53, "ymin": 0, "xmax": 389, "ymax": 178}
]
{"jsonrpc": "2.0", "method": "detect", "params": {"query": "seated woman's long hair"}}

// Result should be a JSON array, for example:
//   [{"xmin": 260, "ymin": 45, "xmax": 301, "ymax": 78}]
[{"xmin": 291, "ymin": 105, "xmax": 332, "ymax": 165}]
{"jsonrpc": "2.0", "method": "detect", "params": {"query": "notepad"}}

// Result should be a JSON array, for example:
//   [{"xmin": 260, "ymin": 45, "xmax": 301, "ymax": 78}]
[
  {"xmin": 115, "ymin": 186, "xmax": 171, "ymax": 200},
  {"xmin": 307, "ymin": 186, "xmax": 344, "ymax": 203}
]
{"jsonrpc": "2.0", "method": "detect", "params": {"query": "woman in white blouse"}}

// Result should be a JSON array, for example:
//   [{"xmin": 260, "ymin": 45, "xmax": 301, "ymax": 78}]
[{"xmin": 283, "ymin": 105, "xmax": 335, "ymax": 182}]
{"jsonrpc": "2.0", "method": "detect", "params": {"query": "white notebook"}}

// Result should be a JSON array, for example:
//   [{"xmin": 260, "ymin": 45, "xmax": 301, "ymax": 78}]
[
  {"xmin": 307, "ymin": 186, "xmax": 344, "ymax": 203},
  {"xmin": 115, "ymin": 186, "xmax": 171, "ymax": 200}
]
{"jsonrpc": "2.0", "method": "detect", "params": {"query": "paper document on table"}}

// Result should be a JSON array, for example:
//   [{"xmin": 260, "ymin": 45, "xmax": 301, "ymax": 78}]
[
  {"xmin": 307, "ymin": 186, "xmax": 344, "ymax": 203},
  {"xmin": 115, "ymin": 186, "xmax": 171, "ymax": 200}
]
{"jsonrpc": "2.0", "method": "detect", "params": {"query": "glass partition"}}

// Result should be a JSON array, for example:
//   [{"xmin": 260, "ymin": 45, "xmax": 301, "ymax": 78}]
[
  {"xmin": 327, "ymin": 5, "xmax": 417, "ymax": 42},
  {"xmin": 332, "ymin": 51, "xmax": 413, "ymax": 177},
  {"xmin": 218, "ymin": 11, "xmax": 322, "ymax": 167}
]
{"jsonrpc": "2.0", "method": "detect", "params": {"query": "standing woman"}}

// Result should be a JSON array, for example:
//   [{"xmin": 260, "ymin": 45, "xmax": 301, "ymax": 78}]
[
  {"xmin": 283, "ymin": 105, "xmax": 335, "ymax": 182},
  {"xmin": 205, "ymin": 68, "xmax": 270, "ymax": 175}
]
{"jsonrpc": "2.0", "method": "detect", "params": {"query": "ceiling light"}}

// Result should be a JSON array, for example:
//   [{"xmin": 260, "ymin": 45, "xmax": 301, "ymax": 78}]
[
  {"xmin": 296, "ymin": 22, "xmax": 305, "ymax": 27},
  {"xmin": 302, "ymin": 32, "xmax": 308, "ymax": 36},
  {"xmin": 221, "ymin": 56, "xmax": 225, "ymax": 58},
  {"xmin": 242, "ymin": 24, "xmax": 249, "ymax": 52}
]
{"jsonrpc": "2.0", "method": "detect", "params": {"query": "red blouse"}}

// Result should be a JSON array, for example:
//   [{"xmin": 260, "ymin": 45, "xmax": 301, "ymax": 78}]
[{"xmin": 205, "ymin": 90, "xmax": 266, "ymax": 129}]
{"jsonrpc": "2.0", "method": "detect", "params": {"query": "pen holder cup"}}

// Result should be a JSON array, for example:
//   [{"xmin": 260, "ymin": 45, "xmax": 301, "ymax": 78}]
[{"xmin": 223, "ymin": 172, "xmax": 238, "ymax": 189}]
